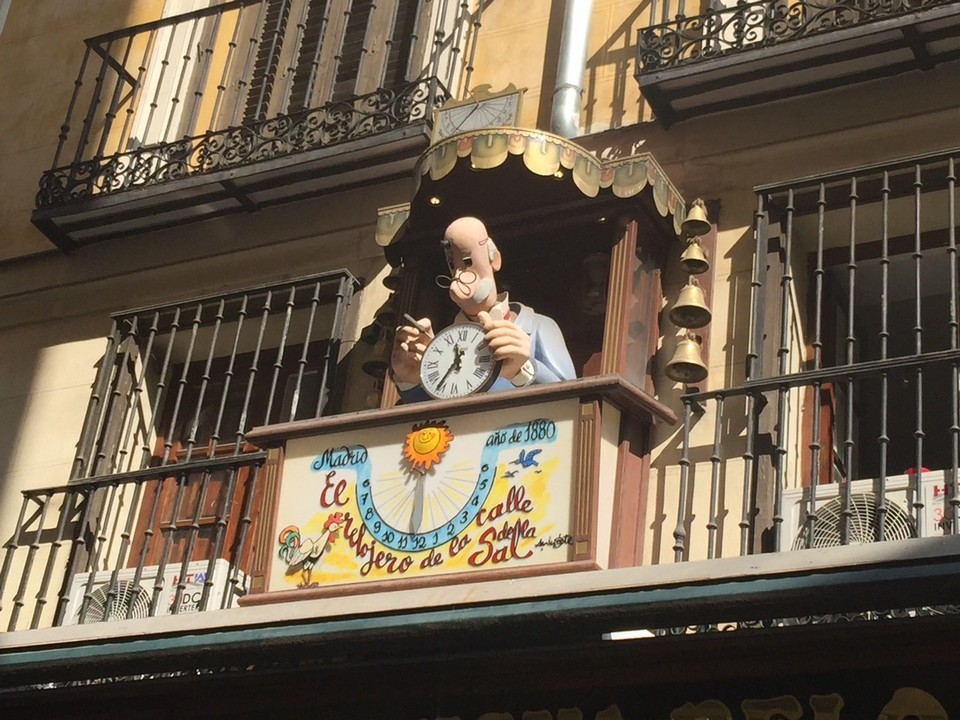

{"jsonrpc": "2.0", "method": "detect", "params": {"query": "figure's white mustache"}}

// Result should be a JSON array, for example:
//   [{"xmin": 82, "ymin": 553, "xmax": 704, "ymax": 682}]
[{"xmin": 471, "ymin": 278, "xmax": 494, "ymax": 305}]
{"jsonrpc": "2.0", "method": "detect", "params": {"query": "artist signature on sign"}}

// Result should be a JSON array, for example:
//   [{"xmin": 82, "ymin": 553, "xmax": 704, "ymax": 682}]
[{"xmin": 536, "ymin": 534, "xmax": 573, "ymax": 550}]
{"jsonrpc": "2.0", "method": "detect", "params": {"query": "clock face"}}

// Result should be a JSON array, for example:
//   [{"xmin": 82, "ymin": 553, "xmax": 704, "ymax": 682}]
[
  {"xmin": 435, "ymin": 93, "xmax": 521, "ymax": 140},
  {"xmin": 420, "ymin": 322, "xmax": 501, "ymax": 400}
]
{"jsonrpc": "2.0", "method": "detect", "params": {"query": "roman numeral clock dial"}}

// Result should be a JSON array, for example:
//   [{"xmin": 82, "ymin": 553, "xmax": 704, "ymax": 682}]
[{"xmin": 419, "ymin": 323, "xmax": 502, "ymax": 400}]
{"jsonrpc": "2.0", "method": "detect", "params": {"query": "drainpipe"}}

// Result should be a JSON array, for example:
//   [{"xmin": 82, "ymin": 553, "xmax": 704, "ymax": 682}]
[{"xmin": 551, "ymin": 0, "xmax": 594, "ymax": 138}]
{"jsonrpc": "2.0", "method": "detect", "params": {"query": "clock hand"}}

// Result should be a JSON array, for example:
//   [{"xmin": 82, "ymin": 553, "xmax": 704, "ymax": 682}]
[
  {"xmin": 453, "ymin": 102, "xmax": 481, "ymax": 133},
  {"xmin": 436, "ymin": 358, "xmax": 458, "ymax": 390}
]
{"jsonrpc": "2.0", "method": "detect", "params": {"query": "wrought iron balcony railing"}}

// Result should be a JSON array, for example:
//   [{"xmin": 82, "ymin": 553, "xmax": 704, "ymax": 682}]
[
  {"xmin": 673, "ymin": 148, "xmax": 960, "ymax": 560},
  {"xmin": 637, "ymin": 0, "xmax": 957, "ymax": 73},
  {"xmin": 37, "ymin": 0, "xmax": 454, "ymax": 209}
]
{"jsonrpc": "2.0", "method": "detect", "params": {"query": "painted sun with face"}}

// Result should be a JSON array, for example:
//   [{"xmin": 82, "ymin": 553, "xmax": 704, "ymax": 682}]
[{"xmin": 402, "ymin": 421, "xmax": 454, "ymax": 472}]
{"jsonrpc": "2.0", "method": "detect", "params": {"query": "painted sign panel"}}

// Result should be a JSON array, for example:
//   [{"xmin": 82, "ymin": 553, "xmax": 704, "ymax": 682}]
[{"xmin": 269, "ymin": 400, "xmax": 579, "ymax": 590}]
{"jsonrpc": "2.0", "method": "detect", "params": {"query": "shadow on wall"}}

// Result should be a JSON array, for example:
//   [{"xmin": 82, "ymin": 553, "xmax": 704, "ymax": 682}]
[
  {"xmin": 583, "ymin": 0, "xmax": 660, "ymax": 132},
  {"xmin": 538, "ymin": 0, "xmax": 658, "ymax": 133}
]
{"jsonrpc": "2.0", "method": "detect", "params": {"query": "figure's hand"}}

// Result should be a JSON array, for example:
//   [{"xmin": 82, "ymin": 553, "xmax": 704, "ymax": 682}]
[
  {"xmin": 478, "ymin": 311, "xmax": 532, "ymax": 381},
  {"xmin": 391, "ymin": 317, "xmax": 433, "ymax": 385}
]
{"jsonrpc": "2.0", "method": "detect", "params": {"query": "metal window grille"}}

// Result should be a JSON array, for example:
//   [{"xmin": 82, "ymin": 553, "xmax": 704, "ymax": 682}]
[
  {"xmin": 672, "ymin": 149, "xmax": 960, "ymax": 562},
  {"xmin": 0, "ymin": 270, "xmax": 358, "ymax": 631}
]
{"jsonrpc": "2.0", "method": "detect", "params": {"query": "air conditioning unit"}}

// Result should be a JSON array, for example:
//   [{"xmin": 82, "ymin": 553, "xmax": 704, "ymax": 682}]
[
  {"xmin": 782, "ymin": 471, "xmax": 951, "ymax": 550},
  {"xmin": 63, "ymin": 558, "xmax": 244, "ymax": 625}
]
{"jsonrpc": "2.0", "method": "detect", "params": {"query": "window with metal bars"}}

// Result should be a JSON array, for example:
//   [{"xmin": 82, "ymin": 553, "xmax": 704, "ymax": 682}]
[
  {"xmin": 73, "ymin": 271, "xmax": 358, "ymax": 485},
  {"xmin": 749, "ymin": 151, "xmax": 960, "ymax": 538},
  {"xmin": 66, "ymin": 272, "xmax": 357, "ymax": 596}
]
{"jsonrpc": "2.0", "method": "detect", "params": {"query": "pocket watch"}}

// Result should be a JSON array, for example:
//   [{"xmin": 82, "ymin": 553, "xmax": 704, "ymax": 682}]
[{"xmin": 419, "ymin": 322, "xmax": 502, "ymax": 399}]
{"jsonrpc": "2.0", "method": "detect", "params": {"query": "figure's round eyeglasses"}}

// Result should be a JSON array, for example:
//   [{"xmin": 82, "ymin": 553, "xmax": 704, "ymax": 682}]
[{"xmin": 435, "ymin": 269, "xmax": 477, "ymax": 291}]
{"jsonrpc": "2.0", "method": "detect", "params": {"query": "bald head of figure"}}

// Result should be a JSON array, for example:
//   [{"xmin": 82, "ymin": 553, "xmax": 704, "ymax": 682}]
[{"xmin": 441, "ymin": 217, "xmax": 502, "ymax": 316}]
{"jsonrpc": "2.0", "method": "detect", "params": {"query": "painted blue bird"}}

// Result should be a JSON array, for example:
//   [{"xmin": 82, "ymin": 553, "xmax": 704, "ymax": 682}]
[{"xmin": 511, "ymin": 449, "xmax": 542, "ymax": 468}]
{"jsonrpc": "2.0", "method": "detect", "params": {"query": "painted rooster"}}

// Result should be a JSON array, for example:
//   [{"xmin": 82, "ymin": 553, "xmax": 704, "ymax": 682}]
[{"xmin": 277, "ymin": 512, "xmax": 346, "ymax": 588}]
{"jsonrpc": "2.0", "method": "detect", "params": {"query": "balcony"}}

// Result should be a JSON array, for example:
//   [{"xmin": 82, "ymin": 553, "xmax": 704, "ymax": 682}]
[
  {"xmin": 32, "ymin": 0, "xmax": 455, "ymax": 249},
  {"xmin": 635, "ymin": 0, "xmax": 960, "ymax": 125}
]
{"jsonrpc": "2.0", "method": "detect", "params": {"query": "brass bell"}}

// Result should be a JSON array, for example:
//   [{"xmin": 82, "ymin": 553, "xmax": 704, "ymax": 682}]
[
  {"xmin": 665, "ymin": 332, "xmax": 709, "ymax": 384},
  {"xmin": 681, "ymin": 198, "xmax": 711, "ymax": 238},
  {"xmin": 669, "ymin": 277, "xmax": 712, "ymax": 329},
  {"xmin": 679, "ymin": 237, "xmax": 710, "ymax": 275}
]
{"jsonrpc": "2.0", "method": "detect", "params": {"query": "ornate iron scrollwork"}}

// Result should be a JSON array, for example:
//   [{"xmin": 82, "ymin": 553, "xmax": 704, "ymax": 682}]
[
  {"xmin": 637, "ymin": 0, "xmax": 949, "ymax": 73},
  {"xmin": 36, "ymin": 78, "xmax": 448, "ymax": 208}
]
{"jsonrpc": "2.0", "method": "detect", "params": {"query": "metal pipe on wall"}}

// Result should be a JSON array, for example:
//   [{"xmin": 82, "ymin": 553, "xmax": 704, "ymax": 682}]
[{"xmin": 551, "ymin": 0, "xmax": 593, "ymax": 138}]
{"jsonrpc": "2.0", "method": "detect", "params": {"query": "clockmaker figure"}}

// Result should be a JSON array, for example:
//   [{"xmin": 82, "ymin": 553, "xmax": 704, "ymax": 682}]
[{"xmin": 391, "ymin": 216, "xmax": 576, "ymax": 402}]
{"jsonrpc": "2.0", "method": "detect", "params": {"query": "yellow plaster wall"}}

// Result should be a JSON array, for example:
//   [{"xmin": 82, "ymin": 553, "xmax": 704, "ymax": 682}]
[{"xmin": 0, "ymin": 0, "xmax": 165, "ymax": 261}]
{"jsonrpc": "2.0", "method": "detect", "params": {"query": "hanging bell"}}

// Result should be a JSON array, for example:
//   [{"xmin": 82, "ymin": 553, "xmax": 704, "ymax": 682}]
[
  {"xmin": 681, "ymin": 198, "xmax": 711, "ymax": 238},
  {"xmin": 665, "ymin": 332, "xmax": 709, "ymax": 384},
  {"xmin": 679, "ymin": 237, "xmax": 710, "ymax": 275},
  {"xmin": 669, "ymin": 277, "xmax": 712, "ymax": 329}
]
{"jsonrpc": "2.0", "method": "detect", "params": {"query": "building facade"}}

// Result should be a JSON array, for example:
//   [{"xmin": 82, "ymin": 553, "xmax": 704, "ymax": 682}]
[{"xmin": 1, "ymin": 0, "xmax": 959, "ymax": 717}]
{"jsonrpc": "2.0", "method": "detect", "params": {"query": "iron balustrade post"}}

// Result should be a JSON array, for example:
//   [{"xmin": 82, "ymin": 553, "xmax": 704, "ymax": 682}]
[
  {"xmin": 0, "ymin": 495, "xmax": 30, "ymax": 617},
  {"xmin": 67, "ymin": 488, "xmax": 97, "ymax": 622},
  {"xmin": 949, "ymin": 156, "xmax": 960, "ymax": 534},
  {"xmin": 96, "ymin": 35, "xmax": 135, "ymax": 161},
  {"xmin": 805, "ymin": 182, "xmax": 827, "ymax": 548},
  {"xmin": 184, "ymin": 8, "xmax": 224, "ymax": 139},
  {"xmin": 316, "ymin": 275, "xmax": 357, "ymax": 418},
  {"xmin": 912, "ymin": 163, "xmax": 926, "ymax": 537},
  {"xmin": 7, "ymin": 493, "xmax": 52, "ymax": 631},
  {"xmin": 125, "ymin": 475, "xmax": 166, "ymax": 619},
  {"xmin": 211, "ymin": 295, "xmax": 249, "ymax": 450},
  {"xmin": 446, "ymin": 0, "xmax": 470, "ymax": 93},
  {"xmin": 673, "ymin": 399, "xmax": 693, "ymax": 562},
  {"xmin": 461, "ymin": 0, "xmax": 486, "ymax": 97},
  {"xmin": 184, "ymin": 299, "xmax": 226, "ymax": 464},
  {"xmin": 263, "ymin": 286, "xmax": 298, "ymax": 425},
  {"xmin": 162, "ymin": 16, "xmax": 202, "ymax": 141},
  {"xmin": 740, "ymin": 391, "xmax": 759, "ymax": 555},
  {"xmin": 137, "ymin": 307, "xmax": 181, "ymax": 471},
  {"xmin": 31, "ymin": 491, "xmax": 76, "ymax": 629},
  {"xmin": 878, "ymin": 171, "xmax": 891, "ymax": 541},
  {"xmin": 141, "ymin": 22, "xmax": 180, "ymax": 149},
  {"xmin": 290, "ymin": 281, "xmax": 323, "ymax": 422},
  {"xmin": 302, "ymin": 0, "xmax": 334, "ymax": 109},
  {"xmin": 53, "ymin": 45, "xmax": 92, "ymax": 168},
  {"xmin": 839, "ymin": 176, "xmax": 858, "ymax": 545},
  {"xmin": 253, "ymin": 0, "xmax": 292, "ymax": 119},
  {"xmin": 226, "ymin": 460, "xmax": 263, "ymax": 606},
  {"xmin": 771, "ymin": 189, "xmax": 796, "ymax": 551},
  {"xmin": 210, "ymin": 7, "xmax": 244, "ymax": 124},
  {"xmin": 430, "ymin": 0, "xmax": 448, "ymax": 85},
  {"xmin": 278, "ymin": 0, "xmax": 314, "ymax": 113},
  {"xmin": 73, "ymin": 39, "xmax": 113, "ymax": 164},
  {"xmin": 232, "ymin": 0, "xmax": 269, "ymax": 126},
  {"xmin": 172, "ymin": 470, "xmax": 212, "ymax": 614},
  {"xmin": 118, "ymin": 29, "xmax": 159, "ymax": 156},
  {"xmin": 161, "ymin": 303, "xmax": 204, "ymax": 465},
  {"xmin": 115, "ymin": 311, "xmax": 160, "ymax": 475},
  {"xmin": 237, "ymin": 290, "xmax": 274, "ymax": 450},
  {"xmin": 707, "ymin": 394, "xmax": 724, "ymax": 559},
  {"xmin": 72, "ymin": 321, "xmax": 121, "ymax": 481}
]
